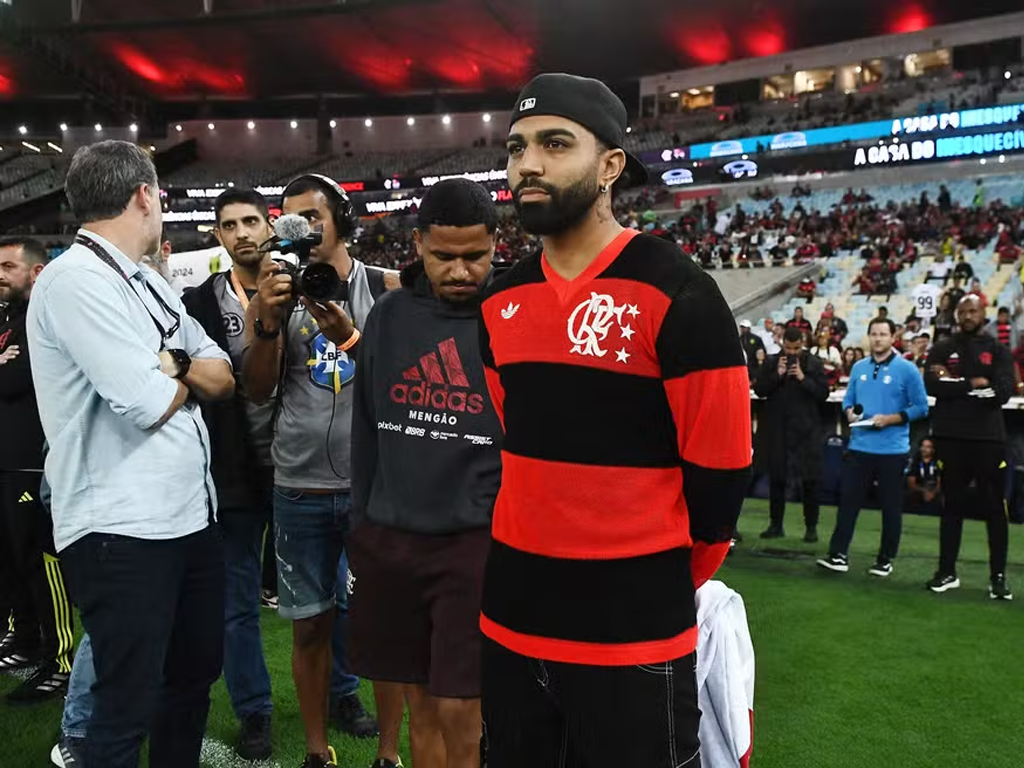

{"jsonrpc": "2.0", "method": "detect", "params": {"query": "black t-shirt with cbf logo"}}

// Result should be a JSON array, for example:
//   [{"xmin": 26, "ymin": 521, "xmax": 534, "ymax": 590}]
[{"xmin": 350, "ymin": 264, "xmax": 502, "ymax": 534}]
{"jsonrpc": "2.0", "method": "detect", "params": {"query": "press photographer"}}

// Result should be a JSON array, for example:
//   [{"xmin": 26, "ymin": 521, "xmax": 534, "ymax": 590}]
[
  {"xmin": 241, "ymin": 174, "xmax": 401, "ymax": 768},
  {"xmin": 754, "ymin": 327, "xmax": 831, "ymax": 542}
]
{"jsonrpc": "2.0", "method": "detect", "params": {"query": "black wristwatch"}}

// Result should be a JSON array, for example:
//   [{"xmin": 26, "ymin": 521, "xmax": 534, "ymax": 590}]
[
  {"xmin": 254, "ymin": 318, "xmax": 281, "ymax": 340},
  {"xmin": 166, "ymin": 348, "xmax": 192, "ymax": 379}
]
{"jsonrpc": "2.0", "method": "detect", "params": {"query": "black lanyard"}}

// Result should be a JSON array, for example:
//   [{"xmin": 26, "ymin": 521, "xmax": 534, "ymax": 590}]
[{"xmin": 75, "ymin": 234, "xmax": 181, "ymax": 349}]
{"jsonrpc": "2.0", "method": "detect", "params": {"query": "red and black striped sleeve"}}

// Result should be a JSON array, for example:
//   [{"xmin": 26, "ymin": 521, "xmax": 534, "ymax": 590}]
[
  {"xmin": 478, "ymin": 296, "xmax": 505, "ymax": 431},
  {"xmin": 656, "ymin": 268, "xmax": 752, "ymax": 587}
]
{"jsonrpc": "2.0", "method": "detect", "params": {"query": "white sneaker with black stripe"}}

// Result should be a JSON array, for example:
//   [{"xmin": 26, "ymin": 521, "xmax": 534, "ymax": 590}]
[{"xmin": 816, "ymin": 553, "xmax": 849, "ymax": 573}]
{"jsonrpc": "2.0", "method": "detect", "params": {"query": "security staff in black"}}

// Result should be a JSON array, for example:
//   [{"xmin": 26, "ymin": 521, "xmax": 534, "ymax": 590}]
[
  {"xmin": 0, "ymin": 236, "xmax": 74, "ymax": 702},
  {"xmin": 924, "ymin": 295, "xmax": 1014, "ymax": 600}
]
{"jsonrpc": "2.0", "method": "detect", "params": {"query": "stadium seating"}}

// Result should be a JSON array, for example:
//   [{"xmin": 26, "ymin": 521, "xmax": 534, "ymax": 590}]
[{"xmin": 758, "ymin": 175, "xmax": 1024, "ymax": 344}]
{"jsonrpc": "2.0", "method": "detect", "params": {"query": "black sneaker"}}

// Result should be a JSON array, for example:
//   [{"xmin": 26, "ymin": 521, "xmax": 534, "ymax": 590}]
[
  {"xmin": 816, "ymin": 553, "xmax": 849, "ymax": 573},
  {"xmin": 926, "ymin": 573, "xmax": 960, "ymax": 593},
  {"xmin": 803, "ymin": 527, "xmax": 819, "ymax": 544},
  {"xmin": 868, "ymin": 560, "xmax": 894, "ymax": 578},
  {"xmin": 301, "ymin": 747, "xmax": 338, "ymax": 767},
  {"xmin": 50, "ymin": 735, "xmax": 85, "ymax": 767},
  {"xmin": 760, "ymin": 526, "xmax": 785, "ymax": 540},
  {"xmin": 0, "ymin": 646, "xmax": 40, "ymax": 673},
  {"xmin": 332, "ymin": 693, "xmax": 379, "ymax": 739},
  {"xmin": 370, "ymin": 759, "xmax": 404, "ymax": 768},
  {"xmin": 237, "ymin": 712, "xmax": 273, "ymax": 761},
  {"xmin": 5, "ymin": 660, "xmax": 69, "ymax": 704},
  {"xmin": 990, "ymin": 574, "xmax": 1013, "ymax": 601}
]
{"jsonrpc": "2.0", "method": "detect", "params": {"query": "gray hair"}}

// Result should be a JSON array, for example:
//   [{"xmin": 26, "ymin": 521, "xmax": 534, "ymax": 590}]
[{"xmin": 65, "ymin": 141, "xmax": 159, "ymax": 223}]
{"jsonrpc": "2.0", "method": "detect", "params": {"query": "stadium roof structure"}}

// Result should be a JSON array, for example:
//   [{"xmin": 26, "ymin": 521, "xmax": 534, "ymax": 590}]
[{"xmin": 0, "ymin": 0, "xmax": 1020, "ymax": 115}]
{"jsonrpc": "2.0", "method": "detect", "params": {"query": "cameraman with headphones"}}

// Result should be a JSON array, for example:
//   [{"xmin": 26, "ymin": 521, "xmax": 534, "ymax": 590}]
[{"xmin": 242, "ymin": 175, "xmax": 400, "ymax": 768}]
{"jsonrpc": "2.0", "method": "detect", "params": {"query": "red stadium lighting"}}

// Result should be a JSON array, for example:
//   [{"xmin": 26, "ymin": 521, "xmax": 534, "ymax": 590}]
[
  {"xmin": 891, "ymin": 6, "xmax": 931, "ymax": 34},
  {"xmin": 746, "ymin": 25, "xmax": 786, "ymax": 58},
  {"xmin": 674, "ymin": 24, "xmax": 731, "ymax": 65},
  {"xmin": 110, "ymin": 44, "xmax": 167, "ymax": 84},
  {"xmin": 0, "ymin": 73, "xmax": 11, "ymax": 96}
]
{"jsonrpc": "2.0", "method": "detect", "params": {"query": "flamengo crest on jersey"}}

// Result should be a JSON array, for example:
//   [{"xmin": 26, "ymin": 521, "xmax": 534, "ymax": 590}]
[{"xmin": 567, "ymin": 291, "xmax": 640, "ymax": 362}]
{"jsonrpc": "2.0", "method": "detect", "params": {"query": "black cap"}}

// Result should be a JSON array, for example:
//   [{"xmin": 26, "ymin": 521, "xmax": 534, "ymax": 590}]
[{"xmin": 510, "ymin": 73, "xmax": 648, "ymax": 188}]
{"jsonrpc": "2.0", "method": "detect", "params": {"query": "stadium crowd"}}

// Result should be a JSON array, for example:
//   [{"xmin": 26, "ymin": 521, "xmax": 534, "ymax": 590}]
[{"xmin": 0, "ymin": 61, "xmax": 1022, "ymax": 768}]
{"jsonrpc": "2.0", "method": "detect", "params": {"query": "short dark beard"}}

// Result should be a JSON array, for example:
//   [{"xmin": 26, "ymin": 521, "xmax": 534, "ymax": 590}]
[
  {"xmin": 513, "ymin": 171, "xmax": 601, "ymax": 236},
  {"xmin": 231, "ymin": 247, "xmax": 263, "ymax": 270},
  {"xmin": 2, "ymin": 284, "xmax": 28, "ymax": 308}
]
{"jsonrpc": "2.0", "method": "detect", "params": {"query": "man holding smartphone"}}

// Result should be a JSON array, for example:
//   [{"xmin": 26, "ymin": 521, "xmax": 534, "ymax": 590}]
[{"xmin": 754, "ymin": 326, "xmax": 831, "ymax": 542}]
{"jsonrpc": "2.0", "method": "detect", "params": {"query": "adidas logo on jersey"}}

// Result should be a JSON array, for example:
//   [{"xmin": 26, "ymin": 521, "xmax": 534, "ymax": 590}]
[
  {"xmin": 390, "ymin": 338, "xmax": 485, "ymax": 421},
  {"xmin": 18, "ymin": 492, "xmax": 33, "ymax": 504}
]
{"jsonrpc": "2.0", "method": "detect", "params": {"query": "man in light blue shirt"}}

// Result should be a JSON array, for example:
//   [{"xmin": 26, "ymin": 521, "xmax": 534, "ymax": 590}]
[
  {"xmin": 817, "ymin": 317, "xmax": 929, "ymax": 578},
  {"xmin": 26, "ymin": 140, "xmax": 234, "ymax": 768}
]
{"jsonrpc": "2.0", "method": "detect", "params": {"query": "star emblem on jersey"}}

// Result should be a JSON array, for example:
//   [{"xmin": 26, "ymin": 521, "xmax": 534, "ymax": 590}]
[
  {"xmin": 567, "ymin": 292, "xmax": 639, "ymax": 360},
  {"xmin": 501, "ymin": 302, "xmax": 520, "ymax": 320}
]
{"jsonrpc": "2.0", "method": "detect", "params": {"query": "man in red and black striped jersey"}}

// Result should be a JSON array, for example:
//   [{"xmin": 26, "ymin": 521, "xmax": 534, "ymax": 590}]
[{"xmin": 478, "ymin": 73, "xmax": 752, "ymax": 768}]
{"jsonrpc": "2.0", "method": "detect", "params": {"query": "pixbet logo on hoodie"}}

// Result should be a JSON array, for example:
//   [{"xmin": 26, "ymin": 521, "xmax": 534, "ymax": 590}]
[{"xmin": 390, "ymin": 337, "xmax": 485, "ymax": 426}]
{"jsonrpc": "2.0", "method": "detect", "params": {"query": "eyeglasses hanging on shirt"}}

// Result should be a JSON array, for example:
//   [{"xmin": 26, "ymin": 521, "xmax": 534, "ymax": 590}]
[{"xmin": 75, "ymin": 234, "xmax": 181, "ymax": 350}]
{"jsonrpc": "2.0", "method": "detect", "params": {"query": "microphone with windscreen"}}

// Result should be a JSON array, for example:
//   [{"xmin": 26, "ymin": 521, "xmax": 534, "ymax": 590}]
[
  {"xmin": 258, "ymin": 214, "xmax": 323, "ymax": 255},
  {"xmin": 261, "ymin": 214, "xmax": 342, "ymax": 303}
]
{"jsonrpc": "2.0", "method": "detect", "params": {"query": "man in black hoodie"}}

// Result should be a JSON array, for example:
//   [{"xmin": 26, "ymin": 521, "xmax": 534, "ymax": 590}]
[
  {"xmin": 180, "ymin": 189, "xmax": 279, "ymax": 760},
  {"xmin": 0, "ymin": 236, "xmax": 74, "ymax": 704},
  {"xmin": 924, "ymin": 295, "xmax": 1015, "ymax": 600},
  {"xmin": 351, "ymin": 178, "xmax": 503, "ymax": 768}
]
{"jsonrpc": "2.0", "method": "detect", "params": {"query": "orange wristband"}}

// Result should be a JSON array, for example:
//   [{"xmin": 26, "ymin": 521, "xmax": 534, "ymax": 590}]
[{"xmin": 338, "ymin": 328, "xmax": 361, "ymax": 352}]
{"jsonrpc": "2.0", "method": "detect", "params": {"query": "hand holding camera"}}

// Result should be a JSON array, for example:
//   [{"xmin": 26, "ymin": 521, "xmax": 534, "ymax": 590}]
[
  {"xmin": 256, "ymin": 260, "xmax": 293, "ymax": 332},
  {"xmin": 299, "ymin": 297, "xmax": 356, "ymax": 347}
]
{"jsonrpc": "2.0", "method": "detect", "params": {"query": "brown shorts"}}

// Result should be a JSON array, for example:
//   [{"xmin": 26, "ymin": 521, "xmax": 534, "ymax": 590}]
[{"xmin": 348, "ymin": 521, "xmax": 490, "ymax": 699}]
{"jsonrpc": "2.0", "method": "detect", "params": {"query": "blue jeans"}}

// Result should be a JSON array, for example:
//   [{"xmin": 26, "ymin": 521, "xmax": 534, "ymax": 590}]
[
  {"xmin": 62, "ymin": 631, "xmax": 95, "ymax": 739},
  {"xmin": 273, "ymin": 487, "xmax": 358, "ymax": 699},
  {"xmin": 221, "ymin": 507, "xmax": 273, "ymax": 718},
  {"xmin": 332, "ymin": 548, "xmax": 358, "ymax": 700},
  {"xmin": 61, "ymin": 528, "xmax": 224, "ymax": 768},
  {"xmin": 61, "ymin": 504, "xmax": 277, "ymax": 739}
]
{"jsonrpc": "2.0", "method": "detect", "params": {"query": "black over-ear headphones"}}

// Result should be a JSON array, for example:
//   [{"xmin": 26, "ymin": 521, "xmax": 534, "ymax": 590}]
[{"xmin": 282, "ymin": 173, "xmax": 357, "ymax": 239}]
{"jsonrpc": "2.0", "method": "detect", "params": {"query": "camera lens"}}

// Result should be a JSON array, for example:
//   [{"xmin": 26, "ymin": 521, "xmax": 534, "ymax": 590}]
[{"xmin": 299, "ymin": 262, "xmax": 341, "ymax": 303}]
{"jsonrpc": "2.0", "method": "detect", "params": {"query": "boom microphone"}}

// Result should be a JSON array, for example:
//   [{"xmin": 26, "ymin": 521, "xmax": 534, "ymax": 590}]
[{"xmin": 275, "ymin": 214, "xmax": 312, "ymax": 242}]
